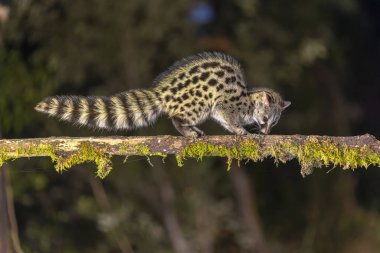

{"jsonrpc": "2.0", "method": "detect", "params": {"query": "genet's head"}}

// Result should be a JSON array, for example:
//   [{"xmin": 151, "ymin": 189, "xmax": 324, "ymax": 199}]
[{"xmin": 249, "ymin": 89, "xmax": 291, "ymax": 134}]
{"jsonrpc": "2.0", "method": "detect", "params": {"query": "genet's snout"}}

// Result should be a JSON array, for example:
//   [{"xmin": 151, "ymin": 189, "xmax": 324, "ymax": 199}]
[{"xmin": 260, "ymin": 126, "xmax": 270, "ymax": 135}]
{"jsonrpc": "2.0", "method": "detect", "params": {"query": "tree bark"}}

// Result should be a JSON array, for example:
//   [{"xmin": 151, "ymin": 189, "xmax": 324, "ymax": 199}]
[
  {"xmin": 1, "ymin": 134, "xmax": 378, "ymax": 156},
  {"xmin": 0, "ymin": 134, "xmax": 379, "ymax": 177}
]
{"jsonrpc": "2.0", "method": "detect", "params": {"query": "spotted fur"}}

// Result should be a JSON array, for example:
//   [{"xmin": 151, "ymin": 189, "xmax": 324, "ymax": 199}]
[{"xmin": 35, "ymin": 52, "xmax": 291, "ymax": 137}]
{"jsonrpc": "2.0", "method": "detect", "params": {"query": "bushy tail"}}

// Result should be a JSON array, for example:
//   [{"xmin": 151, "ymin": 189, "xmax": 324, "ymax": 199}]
[{"xmin": 34, "ymin": 89, "xmax": 163, "ymax": 130}]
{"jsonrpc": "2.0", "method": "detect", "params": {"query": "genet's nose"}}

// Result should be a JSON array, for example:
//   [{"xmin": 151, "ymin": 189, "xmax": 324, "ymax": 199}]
[{"xmin": 260, "ymin": 127, "xmax": 270, "ymax": 135}]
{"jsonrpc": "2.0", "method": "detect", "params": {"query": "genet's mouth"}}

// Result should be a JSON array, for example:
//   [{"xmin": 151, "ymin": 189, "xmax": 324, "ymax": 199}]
[{"xmin": 260, "ymin": 128, "xmax": 270, "ymax": 135}]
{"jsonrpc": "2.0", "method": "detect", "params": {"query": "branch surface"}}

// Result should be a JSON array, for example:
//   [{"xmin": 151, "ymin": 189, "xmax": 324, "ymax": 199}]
[{"xmin": 1, "ymin": 134, "xmax": 379, "ymax": 177}]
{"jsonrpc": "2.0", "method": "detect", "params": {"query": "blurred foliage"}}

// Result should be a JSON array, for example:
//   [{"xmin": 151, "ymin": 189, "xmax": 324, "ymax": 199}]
[
  {"xmin": 0, "ymin": 46, "xmax": 52, "ymax": 134},
  {"xmin": 1, "ymin": 0, "xmax": 380, "ymax": 252}
]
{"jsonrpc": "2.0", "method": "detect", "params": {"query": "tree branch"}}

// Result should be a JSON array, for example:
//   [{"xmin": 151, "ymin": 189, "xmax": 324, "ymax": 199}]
[{"xmin": 0, "ymin": 134, "xmax": 379, "ymax": 177}]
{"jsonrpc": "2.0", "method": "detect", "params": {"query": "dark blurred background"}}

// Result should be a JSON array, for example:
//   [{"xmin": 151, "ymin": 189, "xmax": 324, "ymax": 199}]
[{"xmin": 0, "ymin": 0, "xmax": 380, "ymax": 252}]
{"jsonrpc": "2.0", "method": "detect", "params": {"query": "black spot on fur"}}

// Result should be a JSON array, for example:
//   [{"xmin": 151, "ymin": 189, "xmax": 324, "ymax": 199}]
[
  {"xmin": 208, "ymin": 79, "xmax": 217, "ymax": 86},
  {"xmin": 201, "ymin": 62, "xmax": 210, "ymax": 69},
  {"xmin": 208, "ymin": 93, "xmax": 213, "ymax": 99},
  {"xmin": 200, "ymin": 72, "xmax": 210, "ymax": 81},
  {"xmin": 189, "ymin": 66, "xmax": 199, "ymax": 75},
  {"xmin": 191, "ymin": 101, "xmax": 196, "ymax": 106},
  {"xmin": 165, "ymin": 95, "xmax": 171, "ymax": 102},
  {"xmin": 229, "ymin": 96, "xmax": 240, "ymax": 102},
  {"xmin": 179, "ymin": 73, "xmax": 186, "ymax": 80},
  {"xmin": 154, "ymin": 91, "xmax": 162, "ymax": 102},
  {"xmin": 199, "ymin": 101, "xmax": 205, "ymax": 107},
  {"xmin": 184, "ymin": 103, "xmax": 192, "ymax": 108},
  {"xmin": 195, "ymin": 91, "xmax": 202, "ymax": 97},
  {"xmin": 170, "ymin": 104, "xmax": 179, "ymax": 110},
  {"xmin": 189, "ymin": 89, "xmax": 195, "ymax": 96},
  {"xmin": 209, "ymin": 62, "xmax": 219, "ymax": 67},
  {"xmin": 170, "ymin": 87, "xmax": 178, "ymax": 94},
  {"xmin": 221, "ymin": 66, "xmax": 234, "ymax": 73},
  {"xmin": 216, "ymin": 84, "xmax": 224, "ymax": 91},
  {"xmin": 225, "ymin": 77, "xmax": 231, "ymax": 84},
  {"xmin": 202, "ymin": 85, "xmax": 209, "ymax": 92},
  {"xmin": 201, "ymin": 61, "xmax": 219, "ymax": 69},
  {"xmin": 192, "ymin": 76, "xmax": 199, "ymax": 84},
  {"xmin": 161, "ymin": 86, "xmax": 169, "ymax": 92},
  {"xmin": 182, "ymin": 93, "xmax": 189, "ymax": 100},
  {"xmin": 170, "ymin": 78, "xmax": 177, "ymax": 85},
  {"xmin": 177, "ymin": 83, "xmax": 185, "ymax": 90},
  {"xmin": 231, "ymin": 76, "xmax": 237, "ymax": 83},
  {"xmin": 184, "ymin": 79, "xmax": 191, "ymax": 87},
  {"xmin": 215, "ymin": 71, "xmax": 225, "ymax": 78}
]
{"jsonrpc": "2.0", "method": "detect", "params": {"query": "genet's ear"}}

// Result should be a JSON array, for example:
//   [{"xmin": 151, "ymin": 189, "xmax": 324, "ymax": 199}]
[{"xmin": 282, "ymin": 101, "xmax": 291, "ymax": 110}]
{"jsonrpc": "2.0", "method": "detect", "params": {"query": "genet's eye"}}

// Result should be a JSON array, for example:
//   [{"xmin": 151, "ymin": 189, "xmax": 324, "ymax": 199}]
[{"xmin": 263, "ymin": 116, "xmax": 268, "ymax": 122}]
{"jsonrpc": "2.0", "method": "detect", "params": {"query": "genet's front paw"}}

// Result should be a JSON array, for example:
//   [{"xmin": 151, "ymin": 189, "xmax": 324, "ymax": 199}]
[
  {"xmin": 235, "ymin": 128, "xmax": 249, "ymax": 136},
  {"xmin": 192, "ymin": 127, "xmax": 205, "ymax": 137},
  {"xmin": 183, "ymin": 131, "xmax": 202, "ymax": 139}
]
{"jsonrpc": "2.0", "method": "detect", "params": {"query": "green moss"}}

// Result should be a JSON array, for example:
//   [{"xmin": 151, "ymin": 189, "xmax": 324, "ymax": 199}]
[
  {"xmin": 175, "ymin": 136, "xmax": 380, "ymax": 176},
  {"xmin": 55, "ymin": 143, "xmax": 112, "ymax": 179},
  {"xmin": 0, "ymin": 144, "xmax": 58, "ymax": 168},
  {"xmin": 133, "ymin": 145, "xmax": 167, "ymax": 158},
  {"xmin": 119, "ymin": 144, "xmax": 167, "ymax": 166},
  {"xmin": 0, "ymin": 143, "xmax": 112, "ymax": 178},
  {"xmin": 0, "ymin": 150, "xmax": 10, "ymax": 167},
  {"xmin": 134, "ymin": 145, "xmax": 167, "ymax": 166},
  {"xmin": 176, "ymin": 139, "xmax": 261, "ymax": 170},
  {"xmin": 294, "ymin": 137, "xmax": 380, "ymax": 176},
  {"xmin": 252, "ymin": 136, "xmax": 380, "ymax": 177}
]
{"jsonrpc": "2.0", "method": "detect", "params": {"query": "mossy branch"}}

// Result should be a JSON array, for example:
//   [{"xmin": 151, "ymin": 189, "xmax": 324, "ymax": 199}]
[{"xmin": 1, "ymin": 134, "xmax": 380, "ymax": 178}]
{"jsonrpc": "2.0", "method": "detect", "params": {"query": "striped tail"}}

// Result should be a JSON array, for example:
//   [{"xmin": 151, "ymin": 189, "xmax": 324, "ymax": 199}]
[{"xmin": 34, "ymin": 89, "xmax": 163, "ymax": 130}]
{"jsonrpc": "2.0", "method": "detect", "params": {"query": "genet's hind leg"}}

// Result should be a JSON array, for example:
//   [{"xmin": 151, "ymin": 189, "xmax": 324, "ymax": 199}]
[{"xmin": 172, "ymin": 118, "xmax": 203, "ymax": 138}]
